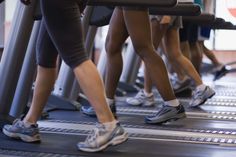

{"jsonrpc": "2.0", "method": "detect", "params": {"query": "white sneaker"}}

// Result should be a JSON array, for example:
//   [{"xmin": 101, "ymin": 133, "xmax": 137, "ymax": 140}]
[
  {"xmin": 78, "ymin": 122, "xmax": 128, "ymax": 152},
  {"xmin": 126, "ymin": 90, "xmax": 155, "ymax": 107},
  {"xmin": 190, "ymin": 86, "xmax": 215, "ymax": 107}
]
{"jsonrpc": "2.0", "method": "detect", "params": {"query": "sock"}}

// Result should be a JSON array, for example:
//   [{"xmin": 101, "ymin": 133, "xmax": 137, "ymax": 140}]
[
  {"xmin": 106, "ymin": 98, "xmax": 115, "ymax": 106},
  {"xmin": 143, "ymin": 90, "xmax": 153, "ymax": 97},
  {"xmin": 23, "ymin": 120, "xmax": 35, "ymax": 128},
  {"xmin": 103, "ymin": 120, "xmax": 118, "ymax": 131},
  {"xmin": 197, "ymin": 84, "xmax": 206, "ymax": 91},
  {"xmin": 165, "ymin": 99, "xmax": 180, "ymax": 107},
  {"xmin": 180, "ymin": 76, "xmax": 189, "ymax": 83}
]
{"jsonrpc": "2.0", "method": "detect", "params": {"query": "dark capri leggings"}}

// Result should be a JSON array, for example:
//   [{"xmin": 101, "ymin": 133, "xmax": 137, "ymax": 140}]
[{"xmin": 36, "ymin": 0, "xmax": 88, "ymax": 69}]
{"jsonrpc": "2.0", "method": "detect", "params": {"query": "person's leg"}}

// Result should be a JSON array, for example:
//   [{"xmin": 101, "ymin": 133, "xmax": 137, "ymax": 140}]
[
  {"xmin": 3, "ymin": 21, "xmax": 58, "ymax": 142},
  {"xmin": 180, "ymin": 41, "xmax": 191, "ymax": 60},
  {"xmin": 127, "ymin": 17, "xmax": 164, "ymax": 107},
  {"xmin": 82, "ymin": 7, "xmax": 129, "ymax": 115},
  {"xmin": 24, "ymin": 21, "xmax": 58, "ymax": 124},
  {"xmin": 165, "ymin": 28, "xmax": 215, "ymax": 107},
  {"xmin": 164, "ymin": 28, "xmax": 202, "ymax": 86},
  {"xmin": 105, "ymin": 7, "xmax": 129, "ymax": 100},
  {"xmin": 40, "ymin": 0, "xmax": 127, "ymax": 152},
  {"xmin": 122, "ymin": 9, "xmax": 185, "ymax": 123},
  {"xmin": 199, "ymin": 41, "xmax": 227, "ymax": 81},
  {"xmin": 145, "ymin": 17, "xmax": 169, "ymax": 93},
  {"xmin": 189, "ymin": 42, "xmax": 203, "ymax": 73},
  {"xmin": 123, "ymin": 10, "xmax": 175, "ymax": 101},
  {"xmin": 199, "ymin": 41, "xmax": 222, "ymax": 67}
]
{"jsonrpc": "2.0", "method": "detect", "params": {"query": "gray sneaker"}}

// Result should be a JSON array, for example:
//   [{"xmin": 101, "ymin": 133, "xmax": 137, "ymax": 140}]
[
  {"xmin": 2, "ymin": 119, "xmax": 41, "ymax": 142},
  {"xmin": 126, "ymin": 90, "xmax": 155, "ymax": 107},
  {"xmin": 190, "ymin": 86, "xmax": 215, "ymax": 107},
  {"xmin": 145, "ymin": 104, "xmax": 186, "ymax": 124},
  {"xmin": 78, "ymin": 122, "xmax": 128, "ymax": 152}
]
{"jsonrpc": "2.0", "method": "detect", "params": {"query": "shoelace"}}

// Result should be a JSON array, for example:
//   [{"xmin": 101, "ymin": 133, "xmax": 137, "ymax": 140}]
[
  {"xmin": 150, "ymin": 105, "xmax": 171, "ymax": 117},
  {"xmin": 134, "ymin": 91, "xmax": 146, "ymax": 101},
  {"xmin": 192, "ymin": 88, "xmax": 206, "ymax": 99},
  {"xmin": 86, "ymin": 123, "xmax": 106, "ymax": 144}
]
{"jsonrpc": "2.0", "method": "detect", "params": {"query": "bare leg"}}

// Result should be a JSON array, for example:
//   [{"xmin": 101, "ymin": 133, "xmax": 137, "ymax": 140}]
[
  {"xmin": 123, "ymin": 9, "xmax": 175, "ymax": 101},
  {"xmin": 180, "ymin": 41, "xmax": 191, "ymax": 60},
  {"xmin": 74, "ymin": 60, "xmax": 115, "ymax": 123},
  {"xmin": 199, "ymin": 41, "xmax": 222, "ymax": 67},
  {"xmin": 164, "ymin": 28, "xmax": 202, "ymax": 86},
  {"xmin": 24, "ymin": 66, "xmax": 57, "ymax": 124},
  {"xmin": 143, "ymin": 19, "xmax": 163, "ymax": 94},
  {"xmin": 105, "ymin": 7, "xmax": 129, "ymax": 99},
  {"xmin": 190, "ymin": 42, "xmax": 203, "ymax": 74}
]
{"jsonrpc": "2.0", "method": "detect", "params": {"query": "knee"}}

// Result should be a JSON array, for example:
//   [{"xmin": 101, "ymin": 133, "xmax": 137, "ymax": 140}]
[
  {"xmin": 133, "ymin": 43, "xmax": 153, "ymax": 59},
  {"xmin": 105, "ymin": 35, "xmax": 122, "ymax": 57}
]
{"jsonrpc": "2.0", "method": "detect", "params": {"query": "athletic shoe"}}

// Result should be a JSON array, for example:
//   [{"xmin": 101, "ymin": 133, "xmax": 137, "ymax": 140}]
[
  {"xmin": 82, "ymin": 103, "xmax": 117, "ymax": 117},
  {"xmin": 2, "ymin": 119, "xmax": 40, "ymax": 142},
  {"xmin": 213, "ymin": 65, "xmax": 229, "ymax": 81},
  {"xmin": 173, "ymin": 78, "xmax": 192, "ymax": 93},
  {"xmin": 145, "ymin": 104, "xmax": 186, "ymax": 124},
  {"xmin": 78, "ymin": 122, "xmax": 128, "ymax": 152},
  {"xmin": 190, "ymin": 86, "xmax": 215, "ymax": 107},
  {"xmin": 126, "ymin": 90, "xmax": 155, "ymax": 107}
]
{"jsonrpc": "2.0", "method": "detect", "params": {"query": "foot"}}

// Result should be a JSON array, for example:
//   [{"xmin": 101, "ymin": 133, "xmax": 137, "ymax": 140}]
[
  {"xmin": 213, "ymin": 65, "xmax": 229, "ymax": 81},
  {"xmin": 2, "ymin": 119, "xmax": 41, "ymax": 142},
  {"xmin": 145, "ymin": 104, "xmax": 186, "ymax": 124},
  {"xmin": 126, "ymin": 90, "xmax": 155, "ymax": 107},
  {"xmin": 81, "ymin": 102, "xmax": 117, "ymax": 117},
  {"xmin": 190, "ymin": 86, "xmax": 215, "ymax": 107},
  {"xmin": 78, "ymin": 122, "xmax": 128, "ymax": 152},
  {"xmin": 173, "ymin": 78, "xmax": 192, "ymax": 93}
]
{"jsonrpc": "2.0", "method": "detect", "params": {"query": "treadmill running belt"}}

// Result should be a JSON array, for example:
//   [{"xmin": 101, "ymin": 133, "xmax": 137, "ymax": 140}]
[{"xmin": 0, "ymin": 132, "xmax": 236, "ymax": 157}]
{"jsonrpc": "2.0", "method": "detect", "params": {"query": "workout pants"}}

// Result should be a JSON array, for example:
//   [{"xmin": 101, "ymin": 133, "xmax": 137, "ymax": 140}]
[
  {"xmin": 179, "ymin": 21, "xmax": 198, "ymax": 43},
  {"xmin": 36, "ymin": 0, "xmax": 88, "ymax": 69}
]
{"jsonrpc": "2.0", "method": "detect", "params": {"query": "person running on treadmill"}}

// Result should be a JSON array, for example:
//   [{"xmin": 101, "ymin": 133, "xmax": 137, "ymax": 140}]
[
  {"xmin": 3, "ymin": 0, "xmax": 128, "ymax": 152},
  {"xmin": 126, "ymin": 15, "xmax": 215, "ymax": 108},
  {"xmin": 83, "ymin": 7, "xmax": 186, "ymax": 124}
]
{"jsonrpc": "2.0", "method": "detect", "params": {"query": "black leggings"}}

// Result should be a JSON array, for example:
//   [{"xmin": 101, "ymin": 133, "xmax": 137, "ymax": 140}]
[{"xmin": 37, "ymin": 0, "xmax": 88, "ymax": 69}]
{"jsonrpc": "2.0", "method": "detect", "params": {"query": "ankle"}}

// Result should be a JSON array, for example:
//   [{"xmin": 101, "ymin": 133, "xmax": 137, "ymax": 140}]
[
  {"xmin": 196, "ymin": 84, "xmax": 206, "ymax": 91},
  {"xmin": 143, "ymin": 90, "xmax": 153, "ymax": 97},
  {"xmin": 165, "ymin": 99, "xmax": 180, "ymax": 107},
  {"xmin": 23, "ymin": 119, "xmax": 36, "ymax": 127},
  {"xmin": 23, "ymin": 117, "xmax": 37, "ymax": 125},
  {"xmin": 106, "ymin": 98, "xmax": 115, "ymax": 106},
  {"xmin": 103, "ymin": 120, "xmax": 118, "ymax": 131}
]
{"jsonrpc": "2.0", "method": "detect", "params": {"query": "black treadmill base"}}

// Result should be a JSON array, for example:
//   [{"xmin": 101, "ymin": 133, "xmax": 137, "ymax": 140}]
[{"xmin": 0, "ymin": 132, "xmax": 235, "ymax": 157}]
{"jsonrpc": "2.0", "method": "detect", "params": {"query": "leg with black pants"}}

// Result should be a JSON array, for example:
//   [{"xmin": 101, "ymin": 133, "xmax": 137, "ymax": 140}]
[{"xmin": 3, "ymin": 0, "xmax": 128, "ymax": 153}]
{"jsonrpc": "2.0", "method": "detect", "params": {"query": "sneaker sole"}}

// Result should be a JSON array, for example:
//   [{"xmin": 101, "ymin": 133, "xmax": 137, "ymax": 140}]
[
  {"xmin": 142, "ymin": 102, "xmax": 156, "ymax": 107},
  {"xmin": 3, "ymin": 128, "xmax": 41, "ymax": 143},
  {"xmin": 78, "ymin": 132, "xmax": 128, "ymax": 152},
  {"xmin": 190, "ymin": 92, "xmax": 216, "ymax": 108},
  {"xmin": 127, "ymin": 101, "xmax": 155, "ymax": 107},
  {"xmin": 145, "ymin": 113, "xmax": 186, "ymax": 124}
]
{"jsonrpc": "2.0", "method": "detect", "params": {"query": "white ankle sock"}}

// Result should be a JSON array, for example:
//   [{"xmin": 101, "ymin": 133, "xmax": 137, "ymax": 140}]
[
  {"xmin": 143, "ymin": 90, "xmax": 153, "ymax": 97},
  {"xmin": 165, "ymin": 99, "xmax": 180, "ymax": 107},
  {"xmin": 180, "ymin": 76, "xmax": 189, "ymax": 83},
  {"xmin": 197, "ymin": 84, "xmax": 206, "ymax": 91},
  {"xmin": 103, "ymin": 120, "xmax": 117, "ymax": 131},
  {"xmin": 23, "ymin": 120, "xmax": 35, "ymax": 128},
  {"xmin": 106, "ymin": 98, "xmax": 115, "ymax": 106}
]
